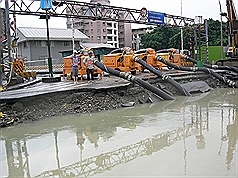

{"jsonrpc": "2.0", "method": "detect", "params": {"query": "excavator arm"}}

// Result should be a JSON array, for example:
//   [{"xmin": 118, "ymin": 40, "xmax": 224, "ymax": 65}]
[{"xmin": 226, "ymin": 0, "xmax": 238, "ymax": 57}]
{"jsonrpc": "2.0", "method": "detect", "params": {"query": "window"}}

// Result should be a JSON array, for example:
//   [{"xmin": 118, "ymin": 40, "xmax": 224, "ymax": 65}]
[
  {"xmin": 107, "ymin": 22, "xmax": 112, "ymax": 28},
  {"xmin": 36, "ymin": 40, "xmax": 47, "ymax": 47},
  {"xmin": 97, "ymin": 36, "xmax": 101, "ymax": 40},
  {"xmin": 107, "ymin": 36, "xmax": 112, "ymax": 41},
  {"xmin": 35, "ymin": 41, "xmax": 41, "ymax": 47},
  {"xmin": 97, "ymin": 29, "xmax": 101, "ymax": 33},
  {"xmin": 35, "ymin": 40, "xmax": 54, "ymax": 47},
  {"xmin": 50, "ymin": 41, "xmax": 54, "ymax": 47},
  {"xmin": 63, "ymin": 41, "xmax": 71, "ymax": 47},
  {"xmin": 23, "ymin": 42, "xmax": 28, "ymax": 48},
  {"xmin": 107, "ymin": 29, "xmax": 112, "ymax": 34}
]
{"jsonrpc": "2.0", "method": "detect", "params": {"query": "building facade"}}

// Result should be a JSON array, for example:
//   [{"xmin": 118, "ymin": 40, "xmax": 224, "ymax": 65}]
[
  {"xmin": 66, "ymin": 0, "xmax": 132, "ymax": 48},
  {"xmin": 17, "ymin": 27, "xmax": 89, "ymax": 66}
]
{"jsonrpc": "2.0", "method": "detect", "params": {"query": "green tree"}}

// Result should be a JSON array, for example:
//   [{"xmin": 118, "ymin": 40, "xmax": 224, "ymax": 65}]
[
  {"xmin": 141, "ymin": 26, "xmax": 191, "ymax": 51},
  {"xmin": 207, "ymin": 18, "xmax": 227, "ymax": 46},
  {"xmin": 140, "ymin": 18, "xmax": 227, "ymax": 50}
]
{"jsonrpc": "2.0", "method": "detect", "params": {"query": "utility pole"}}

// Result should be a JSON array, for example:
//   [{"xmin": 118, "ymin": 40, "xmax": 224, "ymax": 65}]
[
  {"xmin": 40, "ymin": 0, "xmax": 61, "ymax": 82},
  {"xmin": 45, "ymin": 9, "xmax": 53, "ymax": 77},
  {"xmin": 218, "ymin": 0, "xmax": 223, "ymax": 60},
  {"xmin": 205, "ymin": 19, "xmax": 209, "ymax": 63},
  {"xmin": 180, "ymin": 0, "xmax": 184, "ymax": 54},
  {"xmin": 72, "ymin": 18, "xmax": 75, "ymax": 51},
  {"xmin": 40, "ymin": 0, "xmax": 53, "ymax": 77},
  {"xmin": 5, "ymin": 0, "xmax": 12, "ymax": 65},
  {"xmin": 0, "ymin": 8, "xmax": 3, "ymax": 88}
]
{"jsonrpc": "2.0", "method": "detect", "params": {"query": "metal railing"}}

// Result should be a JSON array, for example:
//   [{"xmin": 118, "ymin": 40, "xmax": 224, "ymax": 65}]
[{"xmin": 24, "ymin": 58, "xmax": 64, "ymax": 72}]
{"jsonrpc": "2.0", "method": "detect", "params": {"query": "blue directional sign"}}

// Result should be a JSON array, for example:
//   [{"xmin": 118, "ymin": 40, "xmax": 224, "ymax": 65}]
[
  {"xmin": 148, "ymin": 11, "xmax": 164, "ymax": 25},
  {"xmin": 40, "ymin": 0, "xmax": 52, "ymax": 10}
]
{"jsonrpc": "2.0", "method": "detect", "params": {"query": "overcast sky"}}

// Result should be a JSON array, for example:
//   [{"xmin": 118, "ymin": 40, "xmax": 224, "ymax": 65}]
[{"xmin": 1, "ymin": 0, "xmax": 237, "ymax": 29}]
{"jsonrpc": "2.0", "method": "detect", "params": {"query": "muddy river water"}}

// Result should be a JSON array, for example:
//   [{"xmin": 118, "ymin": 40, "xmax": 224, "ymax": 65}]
[{"xmin": 0, "ymin": 88, "xmax": 237, "ymax": 178}]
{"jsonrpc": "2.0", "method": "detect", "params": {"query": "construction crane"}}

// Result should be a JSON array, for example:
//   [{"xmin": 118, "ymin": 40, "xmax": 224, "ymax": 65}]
[{"xmin": 225, "ymin": 0, "xmax": 238, "ymax": 59}]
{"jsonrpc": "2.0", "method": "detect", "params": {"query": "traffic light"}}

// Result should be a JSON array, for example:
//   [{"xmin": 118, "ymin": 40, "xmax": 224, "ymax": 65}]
[{"xmin": 40, "ymin": 0, "xmax": 53, "ymax": 10}]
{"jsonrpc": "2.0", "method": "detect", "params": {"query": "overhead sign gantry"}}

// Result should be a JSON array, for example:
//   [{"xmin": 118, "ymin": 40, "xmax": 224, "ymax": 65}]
[
  {"xmin": 7, "ymin": 0, "xmax": 195, "ymax": 28},
  {"xmin": 1, "ymin": 0, "xmax": 197, "ymax": 88}
]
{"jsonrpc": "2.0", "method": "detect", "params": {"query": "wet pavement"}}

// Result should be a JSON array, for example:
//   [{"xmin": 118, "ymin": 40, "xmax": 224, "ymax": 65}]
[
  {"xmin": 0, "ymin": 70, "xmax": 207, "ymax": 100},
  {"xmin": 0, "ymin": 88, "xmax": 237, "ymax": 177},
  {"xmin": 0, "ymin": 76, "xmax": 130, "ymax": 100}
]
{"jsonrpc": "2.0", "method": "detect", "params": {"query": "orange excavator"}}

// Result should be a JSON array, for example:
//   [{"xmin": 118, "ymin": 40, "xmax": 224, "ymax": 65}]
[{"xmin": 226, "ymin": 0, "xmax": 238, "ymax": 58}]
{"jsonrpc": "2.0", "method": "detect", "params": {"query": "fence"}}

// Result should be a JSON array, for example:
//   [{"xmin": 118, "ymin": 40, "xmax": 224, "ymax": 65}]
[{"xmin": 24, "ymin": 58, "xmax": 64, "ymax": 73}]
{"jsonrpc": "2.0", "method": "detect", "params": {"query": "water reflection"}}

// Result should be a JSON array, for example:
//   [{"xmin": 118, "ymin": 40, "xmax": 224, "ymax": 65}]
[
  {"xmin": 0, "ymin": 89, "xmax": 237, "ymax": 177},
  {"xmin": 226, "ymin": 108, "xmax": 237, "ymax": 170}
]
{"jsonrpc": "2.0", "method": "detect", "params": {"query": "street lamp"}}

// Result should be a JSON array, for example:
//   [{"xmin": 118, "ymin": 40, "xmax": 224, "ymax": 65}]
[{"xmin": 40, "ymin": 0, "xmax": 53, "ymax": 77}]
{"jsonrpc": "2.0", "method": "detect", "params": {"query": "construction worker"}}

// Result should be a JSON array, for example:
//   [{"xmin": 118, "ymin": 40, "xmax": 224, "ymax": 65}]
[
  {"xmin": 71, "ymin": 50, "xmax": 80, "ymax": 84},
  {"xmin": 83, "ymin": 51, "xmax": 95, "ymax": 83}
]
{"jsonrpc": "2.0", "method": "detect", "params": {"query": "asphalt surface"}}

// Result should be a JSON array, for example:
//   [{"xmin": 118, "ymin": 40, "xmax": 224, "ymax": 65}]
[
  {"xmin": 0, "ymin": 76, "xmax": 131, "ymax": 100},
  {"xmin": 0, "ymin": 70, "xmax": 208, "ymax": 101}
]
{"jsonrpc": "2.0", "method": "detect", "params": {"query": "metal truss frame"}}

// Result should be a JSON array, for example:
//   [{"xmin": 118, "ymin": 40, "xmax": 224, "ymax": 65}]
[{"xmin": 8, "ymin": 0, "xmax": 195, "ymax": 28}]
